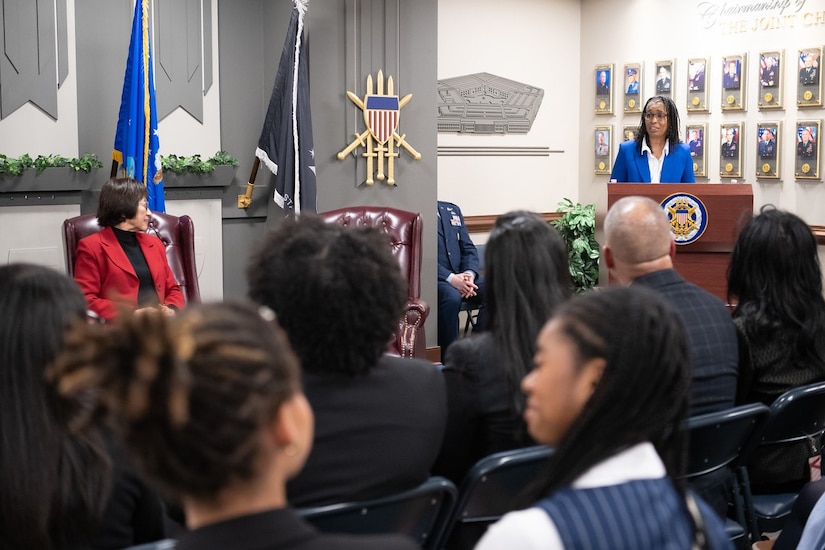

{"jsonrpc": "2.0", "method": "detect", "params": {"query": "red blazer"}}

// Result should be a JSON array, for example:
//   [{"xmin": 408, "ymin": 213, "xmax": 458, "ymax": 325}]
[{"xmin": 74, "ymin": 226, "xmax": 185, "ymax": 320}]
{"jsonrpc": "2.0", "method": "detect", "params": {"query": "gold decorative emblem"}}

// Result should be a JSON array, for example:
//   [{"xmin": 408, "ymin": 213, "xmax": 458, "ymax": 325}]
[
  {"xmin": 599, "ymin": 100, "xmax": 606, "ymax": 109},
  {"xmin": 804, "ymin": 90, "xmax": 813, "ymax": 101},
  {"xmin": 727, "ymin": 95, "xmax": 735, "ymax": 104},
  {"xmin": 762, "ymin": 163, "xmax": 771, "ymax": 173},
  {"xmin": 598, "ymin": 161, "xmax": 606, "ymax": 170},
  {"xmin": 764, "ymin": 92, "xmax": 773, "ymax": 103},
  {"xmin": 725, "ymin": 162, "xmax": 734, "ymax": 172},
  {"xmin": 692, "ymin": 96, "xmax": 700, "ymax": 106},
  {"xmin": 337, "ymin": 70, "xmax": 420, "ymax": 185},
  {"xmin": 666, "ymin": 197, "xmax": 699, "ymax": 238},
  {"xmin": 628, "ymin": 99, "xmax": 636, "ymax": 108},
  {"xmin": 693, "ymin": 162, "xmax": 698, "ymax": 171},
  {"xmin": 802, "ymin": 163, "xmax": 811, "ymax": 174}
]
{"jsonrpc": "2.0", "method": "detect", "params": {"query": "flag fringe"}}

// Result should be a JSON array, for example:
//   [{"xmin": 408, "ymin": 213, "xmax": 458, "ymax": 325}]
[{"xmin": 255, "ymin": 147, "xmax": 279, "ymax": 176}]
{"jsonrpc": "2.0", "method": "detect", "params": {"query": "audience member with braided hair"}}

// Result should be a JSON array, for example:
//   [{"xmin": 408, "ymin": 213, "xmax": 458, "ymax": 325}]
[
  {"xmin": 728, "ymin": 206, "xmax": 825, "ymax": 493},
  {"xmin": 50, "ymin": 301, "xmax": 419, "ymax": 550},
  {"xmin": 476, "ymin": 287, "xmax": 732, "ymax": 550},
  {"xmin": 247, "ymin": 215, "xmax": 446, "ymax": 506},
  {"xmin": 433, "ymin": 211, "xmax": 572, "ymax": 484},
  {"xmin": 0, "ymin": 263, "xmax": 166, "ymax": 549}
]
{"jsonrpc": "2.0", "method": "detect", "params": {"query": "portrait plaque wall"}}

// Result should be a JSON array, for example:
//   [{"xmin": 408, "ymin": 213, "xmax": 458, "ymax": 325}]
[
  {"xmin": 687, "ymin": 58, "xmax": 709, "ymax": 112},
  {"xmin": 594, "ymin": 125, "xmax": 613, "ymax": 175},
  {"xmin": 686, "ymin": 123, "xmax": 707, "ymax": 178},
  {"xmin": 721, "ymin": 54, "xmax": 746, "ymax": 111},
  {"xmin": 719, "ymin": 122, "xmax": 742, "ymax": 179},
  {"xmin": 623, "ymin": 63, "xmax": 642, "ymax": 113},
  {"xmin": 654, "ymin": 59, "xmax": 674, "ymax": 99},
  {"xmin": 756, "ymin": 122, "xmax": 780, "ymax": 180},
  {"xmin": 758, "ymin": 50, "xmax": 783, "ymax": 110},
  {"xmin": 797, "ymin": 47, "xmax": 822, "ymax": 108},
  {"xmin": 595, "ymin": 64, "xmax": 614, "ymax": 114},
  {"xmin": 795, "ymin": 120, "xmax": 821, "ymax": 179}
]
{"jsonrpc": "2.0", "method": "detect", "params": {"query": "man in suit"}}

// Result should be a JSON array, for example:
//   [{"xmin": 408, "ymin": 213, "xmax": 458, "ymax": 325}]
[
  {"xmin": 596, "ymin": 132, "xmax": 609, "ymax": 156},
  {"xmin": 800, "ymin": 53, "xmax": 819, "ymax": 86},
  {"xmin": 438, "ymin": 200, "xmax": 486, "ymax": 353},
  {"xmin": 723, "ymin": 60, "xmax": 740, "ymax": 89},
  {"xmin": 761, "ymin": 55, "xmax": 778, "ymax": 87},
  {"xmin": 759, "ymin": 129, "xmax": 776, "ymax": 158},
  {"xmin": 689, "ymin": 62, "xmax": 705, "ymax": 91},
  {"xmin": 721, "ymin": 128, "xmax": 737, "ymax": 158},
  {"xmin": 603, "ymin": 196, "xmax": 739, "ymax": 519},
  {"xmin": 656, "ymin": 66, "xmax": 671, "ymax": 93},
  {"xmin": 688, "ymin": 130, "xmax": 703, "ymax": 157},
  {"xmin": 626, "ymin": 68, "xmax": 640, "ymax": 94}
]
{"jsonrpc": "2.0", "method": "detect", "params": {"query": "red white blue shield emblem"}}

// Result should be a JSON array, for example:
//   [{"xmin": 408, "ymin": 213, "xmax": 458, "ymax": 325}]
[{"xmin": 364, "ymin": 95, "xmax": 400, "ymax": 144}]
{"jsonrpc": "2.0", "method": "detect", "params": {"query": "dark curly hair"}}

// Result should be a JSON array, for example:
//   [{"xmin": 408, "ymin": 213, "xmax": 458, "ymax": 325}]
[
  {"xmin": 247, "ymin": 215, "xmax": 405, "ymax": 376},
  {"xmin": 49, "ymin": 302, "xmax": 301, "ymax": 502},
  {"xmin": 634, "ymin": 95, "xmax": 683, "ymax": 154}
]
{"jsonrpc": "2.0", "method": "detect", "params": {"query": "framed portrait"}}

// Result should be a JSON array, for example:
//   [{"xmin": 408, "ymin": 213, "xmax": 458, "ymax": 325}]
[
  {"xmin": 687, "ymin": 58, "xmax": 709, "ymax": 112},
  {"xmin": 623, "ymin": 125, "xmax": 638, "ymax": 143},
  {"xmin": 797, "ymin": 47, "xmax": 823, "ymax": 108},
  {"xmin": 795, "ymin": 121, "xmax": 821, "ymax": 179},
  {"xmin": 594, "ymin": 126, "xmax": 613, "ymax": 175},
  {"xmin": 686, "ymin": 123, "xmax": 707, "ymax": 178},
  {"xmin": 758, "ymin": 50, "xmax": 783, "ymax": 110},
  {"xmin": 595, "ymin": 64, "xmax": 614, "ymax": 114},
  {"xmin": 756, "ymin": 122, "xmax": 780, "ymax": 179},
  {"xmin": 719, "ymin": 122, "xmax": 742, "ymax": 179},
  {"xmin": 721, "ymin": 54, "xmax": 746, "ymax": 111},
  {"xmin": 654, "ymin": 59, "xmax": 674, "ymax": 98},
  {"xmin": 623, "ymin": 63, "xmax": 643, "ymax": 113}
]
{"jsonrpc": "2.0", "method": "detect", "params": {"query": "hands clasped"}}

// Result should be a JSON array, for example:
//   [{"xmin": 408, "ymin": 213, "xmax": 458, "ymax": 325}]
[{"xmin": 450, "ymin": 272, "xmax": 478, "ymax": 299}]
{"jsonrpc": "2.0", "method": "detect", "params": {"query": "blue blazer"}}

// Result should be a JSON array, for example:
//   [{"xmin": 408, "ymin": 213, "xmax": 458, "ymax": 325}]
[
  {"xmin": 437, "ymin": 201, "xmax": 480, "ymax": 282},
  {"xmin": 610, "ymin": 140, "xmax": 695, "ymax": 183}
]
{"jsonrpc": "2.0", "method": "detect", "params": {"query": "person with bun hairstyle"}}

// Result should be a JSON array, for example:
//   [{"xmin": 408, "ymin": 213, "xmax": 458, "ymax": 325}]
[{"xmin": 51, "ymin": 302, "xmax": 418, "ymax": 550}]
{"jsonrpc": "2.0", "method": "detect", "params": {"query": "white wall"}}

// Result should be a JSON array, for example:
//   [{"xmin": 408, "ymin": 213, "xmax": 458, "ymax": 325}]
[{"xmin": 437, "ymin": 0, "xmax": 583, "ymax": 221}]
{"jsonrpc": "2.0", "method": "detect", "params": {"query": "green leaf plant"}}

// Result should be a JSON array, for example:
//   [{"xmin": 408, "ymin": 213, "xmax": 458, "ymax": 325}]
[
  {"xmin": 551, "ymin": 198, "xmax": 600, "ymax": 293},
  {"xmin": 0, "ymin": 153, "xmax": 103, "ymax": 176},
  {"xmin": 161, "ymin": 150, "xmax": 239, "ymax": 175}
]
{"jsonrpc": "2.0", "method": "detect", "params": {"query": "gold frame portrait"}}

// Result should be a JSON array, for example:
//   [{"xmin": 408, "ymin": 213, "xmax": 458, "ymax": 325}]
[
  {"xmin": 719, "ymin": 122, "xmax": 742, "ymax": 179},
  {"xmin": 623, "ymin": 63, "xmax": 643, "ymax": 113},
  {"xmin": 797, "ymin": 47, "xmax": 823, "ymax": 108},
  {"xmin": 654, "ymin": 59, "xmax": 674, "ymax": 98},
  {"xmin": 721, "ymin": 54, "xmax": 746, "ymax": 111},
  {"xmin": 686, "ymin": 123, "xmax": 707, "ymax": 178},
  {"xmin": 595, "ymin": 64, "xmax": 614, "ymax": 114},
  {"xmin": 758, "ymin": 50, "xmax": 783, "ymax": 110},
  {"xmin": 756, "ymin": 122, "xmax": 780, "ymax": 180},
  {"xmin": 594, "ymin": 125, "xmax": 613, "ymax": 175},
  {"xmin": 795, "ymin": 121, "xmax": 821, "ymax": 179},
  {"xmin": 687, "ymin": 58, "xmax": 709, "ymax": 113}
]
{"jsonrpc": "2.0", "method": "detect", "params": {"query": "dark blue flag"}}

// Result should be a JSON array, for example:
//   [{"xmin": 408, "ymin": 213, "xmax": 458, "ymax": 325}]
[
  {"xmin": 256, "ymin": 0, "xmax": 316, "ymax": 214},
  {"xmin": 113, "ymin": 0, "xmax": 165, "ymax": 212}
]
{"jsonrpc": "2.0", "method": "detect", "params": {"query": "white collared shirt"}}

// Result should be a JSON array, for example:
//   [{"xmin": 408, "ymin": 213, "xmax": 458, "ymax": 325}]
[
  {"xmin": 475, "ymin": 442, "xmax": 666, "ymax": 550},
  {"xmin": 641, "ymin": 138, "xmax": 670, "ymax": 184}
]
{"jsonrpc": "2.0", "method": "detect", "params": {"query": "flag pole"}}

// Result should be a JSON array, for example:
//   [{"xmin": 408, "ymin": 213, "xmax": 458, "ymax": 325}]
[
  {"xmin": 110, "ymin": 159, "xmax": 119, "ymax": 178},
  {"xmin": 237, "ymin": 157, "xmax": 260, "ymax": 209}
]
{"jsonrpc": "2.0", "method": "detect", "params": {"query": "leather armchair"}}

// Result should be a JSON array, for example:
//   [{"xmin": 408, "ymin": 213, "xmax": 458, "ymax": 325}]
[
  {"xmin": 63, "ymin": 212, "xmax": 201, "ymax": 304},
  {"xmin": 320, "ymin": 206, "xmax": 428, "ymax": 358}
]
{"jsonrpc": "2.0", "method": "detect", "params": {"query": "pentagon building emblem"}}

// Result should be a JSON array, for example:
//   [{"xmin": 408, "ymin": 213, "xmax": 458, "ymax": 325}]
[{"xmin": 660, "ymin": 193, "xmax": 708, "ymax": 245}]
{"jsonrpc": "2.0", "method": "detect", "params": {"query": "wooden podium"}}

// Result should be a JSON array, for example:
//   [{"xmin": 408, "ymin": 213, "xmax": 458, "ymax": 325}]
[{"xmin": 607, "ymin": 184, "xmax": 754, "ymax": 302}]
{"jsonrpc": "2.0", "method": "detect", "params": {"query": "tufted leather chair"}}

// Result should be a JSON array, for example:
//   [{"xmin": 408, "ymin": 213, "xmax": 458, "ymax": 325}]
[
  {"xmin": 63, "ymin": 212, "xmax": 201, "ymax": 304},
  {"xmin": 320, "ymin": 206, "xmax": 428, "ymax": 359}
]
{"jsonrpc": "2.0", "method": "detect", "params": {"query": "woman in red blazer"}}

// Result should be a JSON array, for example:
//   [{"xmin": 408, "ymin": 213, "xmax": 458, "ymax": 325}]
[{"xmin": 74, "ymin": 178, "xmax": 184, "ymax": 320}]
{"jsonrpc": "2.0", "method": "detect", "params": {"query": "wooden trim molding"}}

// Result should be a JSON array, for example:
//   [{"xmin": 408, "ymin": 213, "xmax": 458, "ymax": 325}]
[
  {"xmin": 465, "ymin": 212, "xmax": 563, "ymax": 233},
  {"xmin": 813, "ymin": 225, "xmax": 825, "ymax": 246}
]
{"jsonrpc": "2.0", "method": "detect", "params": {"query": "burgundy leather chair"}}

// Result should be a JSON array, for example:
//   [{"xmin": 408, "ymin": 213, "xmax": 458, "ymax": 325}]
[
  {"xmin": 320, "ymin": 206, "xmax": 428, "ymax": 359},
  {"xmin": 62, "ymin": 212, "xmax": 201, "ymax": 304}
]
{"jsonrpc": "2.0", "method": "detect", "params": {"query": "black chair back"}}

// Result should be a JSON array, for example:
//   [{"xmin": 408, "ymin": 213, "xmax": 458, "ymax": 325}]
[
  {"xmin": 439, "ymin": 445, "xmax": 552, "ymax": 550},
  {"xmin": 297, "ymin": 476, "xmax": 457, "ymax": 550}
]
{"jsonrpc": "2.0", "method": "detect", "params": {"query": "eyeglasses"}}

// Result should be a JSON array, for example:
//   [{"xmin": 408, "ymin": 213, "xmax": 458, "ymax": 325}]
[
  {"xmin": 138, "ymin": 200, "xmax": 149, "ymax": 209},
  {"xmin": 644, "ymin": 112, "xmax": 667, "ymax": 121}
]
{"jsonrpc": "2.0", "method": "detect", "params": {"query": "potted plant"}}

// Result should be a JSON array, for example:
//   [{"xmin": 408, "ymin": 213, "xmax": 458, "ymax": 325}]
[
  {"xmin": 551, "ymin": 198, "xmax": 600, "ymax": 293},
  {"xmin": 0, "ymin": 153, "xmax": 104, "ymax": 192},
  {"xmin": 161, "ymin": 150, "xmax": 238, "ymax": 188}
]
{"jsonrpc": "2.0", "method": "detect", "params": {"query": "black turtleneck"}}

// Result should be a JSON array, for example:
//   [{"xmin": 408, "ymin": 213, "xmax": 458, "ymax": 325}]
[{"xmin": 112, "ymin": 227, "xmax": 159, "ymax": 307}]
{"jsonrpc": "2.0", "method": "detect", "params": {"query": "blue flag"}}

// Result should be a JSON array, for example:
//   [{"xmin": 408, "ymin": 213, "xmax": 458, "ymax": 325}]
[
  {"xmin": 113, "ymin": 0, "xmax": 165, "ymax": 213},
  {"xmin": 256, "ymin": 0, "xmax": 316, "ymax": 215}
]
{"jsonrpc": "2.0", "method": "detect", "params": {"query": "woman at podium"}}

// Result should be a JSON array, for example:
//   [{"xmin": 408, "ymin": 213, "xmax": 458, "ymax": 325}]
[{"xmin": 609, "ymin": 96, "xmax": 695, "ymax": 184}]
